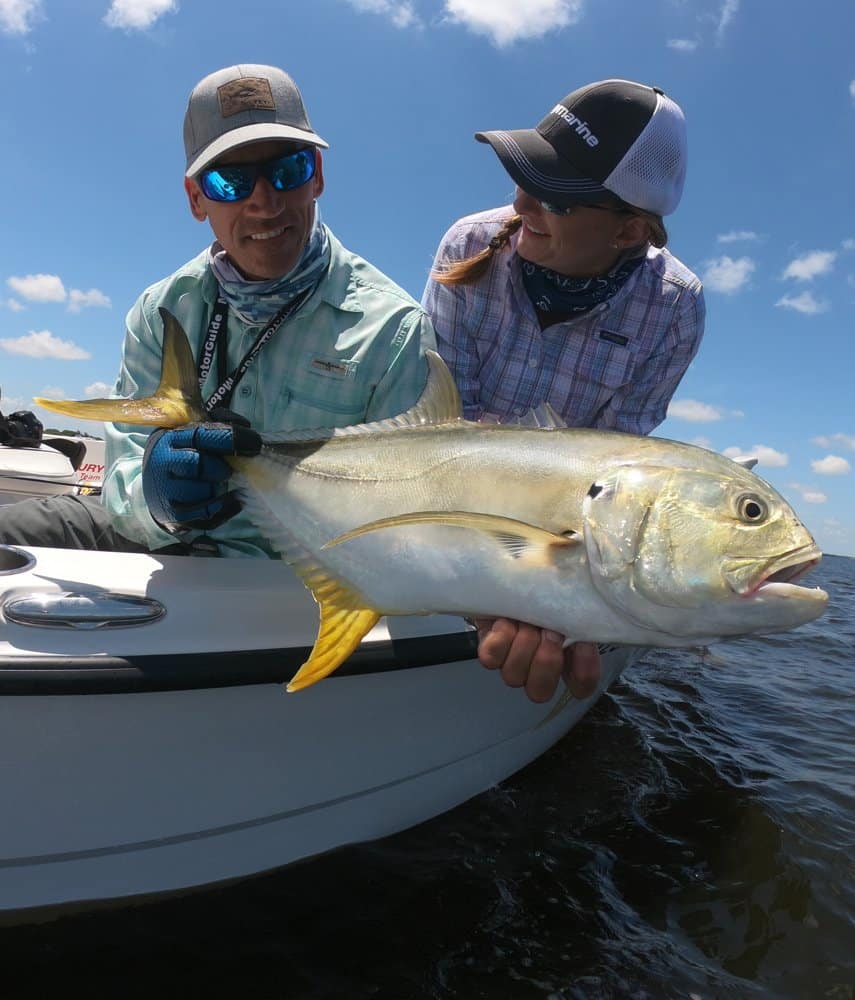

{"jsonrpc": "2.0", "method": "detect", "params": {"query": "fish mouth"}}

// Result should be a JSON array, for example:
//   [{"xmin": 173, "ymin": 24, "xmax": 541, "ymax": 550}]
[{"xmin": 725, "ymin": 545, "xmax": 826, "ymax": 601}]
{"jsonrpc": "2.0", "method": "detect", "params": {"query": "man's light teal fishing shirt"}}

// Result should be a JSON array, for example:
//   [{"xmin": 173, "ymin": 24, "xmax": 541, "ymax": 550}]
[{"xmin": 102, "ymin": 228, "xmax": 435, "ymax": 557}]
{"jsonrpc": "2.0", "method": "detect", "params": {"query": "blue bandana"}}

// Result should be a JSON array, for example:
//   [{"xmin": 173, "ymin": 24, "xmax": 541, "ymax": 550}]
[
  {"xmin": 519, "ymin": 250, "xmax": 645, "ymax": 317},
  {"xmin": 208, "ymin": 202, "xmax": 331, "ymax": 326}
]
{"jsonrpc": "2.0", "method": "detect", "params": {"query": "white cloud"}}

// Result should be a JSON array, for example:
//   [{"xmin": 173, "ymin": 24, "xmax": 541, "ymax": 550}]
[
  {"xmin": 781, "ymin": 250, "xmax": 836, "ymax": 281},
  {"xmin": 701, "ymin": 255, "xmax": 755, "ymax": 294},
  {"xmin": 716, "ymin": 0, "xmax": 740, "ymax": 38},
  {"xmin": 850, "ymin": 80, "xmax": 855, "ymax": 103},
  {"xmin": 813, "ymin": 433, "xmax": 855, "ymax": 451},
  {"xmin": 343, "ymin": 0, "xmax": 420, "ymax": 27},
  {"xmin": 811, "ymin": 455, "xmax": 851, "ymax": 476},
  {"xmin": 444, "ymin": 0, "xmax": 584, "ymax": 47},
  {"xmin": 724, "ymin": 444, "xmax": 789, "ymax": 467},
  {"xmin": 842, "ymin": 238, "xmax": 855, "ymax": 251},
  {"xmin": 1, "ymin": 298, "xmax": 24, "ymax": 312},
  {"xmin": 68, "ymin": 288, "xmax": 112, "ymax": 312},
  {"xmin": 0, "ymin": 330, "xmax": 91, "ymax": 361},
  {"xmin": 7, "ymin": 273, "xmax": 66, "ymax": 302},
  {"xmin": 667, "ymin": 399, "xmax": 724, "ymax": 422},
  {"xmin": 789, "ymin": 483, "xmax": 828, "ymax": 505},
  {"xmin": 38, "ymin": 385, "xmax": 67, "ymax": 400},
  {"xmin": 0, "ymin": 0, "xmax": 42, "ymax": 34},
  {"xmin": 667, "ymin": 38, "xmax": 698, "ymax": 52},
  {"xmin": 104, "ymin": 0, "xmax": 177, "ymax": 30},
  {"xmin": 775, "ymin": 291, "xmax": 830, "ymax": 315},
  {"xmin": 85, "ymin": 381, "xmax": 112, "ymax": 398},
  {"xmin": 717, "ymin": 230, "xmax": 760, "ymax": 244}
]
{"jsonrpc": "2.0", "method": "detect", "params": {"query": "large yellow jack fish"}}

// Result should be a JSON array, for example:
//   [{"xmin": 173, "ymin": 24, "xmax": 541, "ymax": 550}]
[{"xmin": 37, "ymin": 309, "xmax": 828, "ymax": 692}]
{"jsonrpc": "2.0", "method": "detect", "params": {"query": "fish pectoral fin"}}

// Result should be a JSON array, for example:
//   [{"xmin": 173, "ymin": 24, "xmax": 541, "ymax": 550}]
[
  {"xmin": 35, "ymin": 309, "xmax": 205, "ymax": 428},
  {"xmin": 324, "ymin": 510, "xmax": 580, "ymax": 562},
  {"xmin": 286, "ymin": 572, "xmax": 381, "ymax": 693}
]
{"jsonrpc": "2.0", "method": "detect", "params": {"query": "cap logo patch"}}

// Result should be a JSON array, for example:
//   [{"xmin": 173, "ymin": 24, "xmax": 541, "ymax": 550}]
[
  {"xmin": 218, "ymin": 78, "xmax": 276, "ymax": 118},
  {"xmin": 551, "ymin": 104, "xmax": 599, "ymax": 148}
]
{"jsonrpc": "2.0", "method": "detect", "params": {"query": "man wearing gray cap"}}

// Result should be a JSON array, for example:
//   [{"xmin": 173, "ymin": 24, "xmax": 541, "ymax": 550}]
[
  {"xmin": 0, "ymin": 65, "xmax": 434, "ymax": 559},
  {"xmin": 422, "ymin": 79, "xmax": 705, "ymax": 703},
  {"xmin": 102, "ymin": 63, "xmax": 437, "ymax": 558}
]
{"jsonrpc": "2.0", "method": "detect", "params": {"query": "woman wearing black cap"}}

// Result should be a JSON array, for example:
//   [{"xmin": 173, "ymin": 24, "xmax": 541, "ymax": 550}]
[{"xmin": 422, "ymin": 79, "xmax": 705, "ymax": 703}]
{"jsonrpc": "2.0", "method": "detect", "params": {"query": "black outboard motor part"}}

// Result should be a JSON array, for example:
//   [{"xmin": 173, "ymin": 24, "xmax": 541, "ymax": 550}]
[{"xmin": 0, "ymin": 409, "xmax": 44, "ymax": 449}]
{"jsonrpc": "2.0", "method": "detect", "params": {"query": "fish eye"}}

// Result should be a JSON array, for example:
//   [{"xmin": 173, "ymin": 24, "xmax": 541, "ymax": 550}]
[{"xmin": 736, "ymin": 493, "xmax": 768, "ymax": 523}]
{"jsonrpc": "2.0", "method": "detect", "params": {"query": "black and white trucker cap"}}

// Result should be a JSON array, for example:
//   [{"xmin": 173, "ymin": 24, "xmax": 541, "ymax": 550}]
[{"xmin": 475, "ymin": 79, "xmax": 687, "ymax": 216}]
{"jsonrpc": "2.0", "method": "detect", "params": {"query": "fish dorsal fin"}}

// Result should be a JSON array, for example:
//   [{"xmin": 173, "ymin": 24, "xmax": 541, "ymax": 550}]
[
  {"xmin": 478, "ymin": 403, "xmax": 567, "ymax": 429},
  {"xmin": 262, "ymin": 349, "xmax": 463, "ymax": 445},
  {"xmin": 732, "ymin": 455, "xmax": 759, "ymax": 470}
]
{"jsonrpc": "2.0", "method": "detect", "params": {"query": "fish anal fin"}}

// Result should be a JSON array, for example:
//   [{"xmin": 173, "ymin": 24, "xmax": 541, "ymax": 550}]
[
  {"xmin": 286, "ymin": 570, "xmax": 381, "ymax": 692},
  {"xmin": 325, "ymin": 510, "xmax": 579, "ymax": 565}
]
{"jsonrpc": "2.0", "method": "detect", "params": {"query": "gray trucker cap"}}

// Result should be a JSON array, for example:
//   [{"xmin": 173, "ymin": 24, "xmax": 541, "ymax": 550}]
[{"xmin": 183, "ymin": 64, "xmax": 329, "ymax": 177}]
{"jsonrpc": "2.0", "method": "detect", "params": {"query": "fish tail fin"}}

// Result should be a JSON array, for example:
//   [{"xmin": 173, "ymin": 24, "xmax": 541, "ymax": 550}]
[{"xmin": 35, "ymin": 308, "xmax": 206, "ymax": 428}]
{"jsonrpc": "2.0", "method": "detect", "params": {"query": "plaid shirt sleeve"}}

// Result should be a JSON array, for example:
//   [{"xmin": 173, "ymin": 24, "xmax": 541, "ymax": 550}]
[{"xmin": 421, "ymin": 215, "xmax": 494, "ymax": 419}]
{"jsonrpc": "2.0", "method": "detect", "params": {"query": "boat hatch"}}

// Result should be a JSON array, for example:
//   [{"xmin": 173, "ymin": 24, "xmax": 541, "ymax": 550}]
[
  {"xmin": 0, "ymin": 545, "xmax": 36, "ymax": 575},
  {"xmin": 2, "ymin": 592, "xmax": 166, "ymax": 630}
]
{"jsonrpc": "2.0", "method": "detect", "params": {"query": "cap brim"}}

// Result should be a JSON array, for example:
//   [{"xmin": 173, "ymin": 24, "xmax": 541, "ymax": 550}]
[
  {"xmin": 475, "ymin": 128, "xmax": 614, "ymax": 207},
  {"xmin": 186, "ymin": 123, "xmax": 329, "ymax": 177}
]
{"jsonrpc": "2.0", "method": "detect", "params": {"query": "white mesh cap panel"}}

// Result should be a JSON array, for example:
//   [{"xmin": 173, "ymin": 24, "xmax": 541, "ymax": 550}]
[{"xmin": 603, "ymin": 92, "xmax": 687, "ymax": 215}]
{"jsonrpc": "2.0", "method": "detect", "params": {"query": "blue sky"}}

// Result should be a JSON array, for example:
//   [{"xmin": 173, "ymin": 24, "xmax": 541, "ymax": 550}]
[{"xmin": 1, "ymin": 0, "xmax": 853, "ymax": 557}]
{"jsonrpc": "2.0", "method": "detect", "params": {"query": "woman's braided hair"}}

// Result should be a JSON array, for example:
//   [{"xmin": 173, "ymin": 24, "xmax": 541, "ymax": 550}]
[{"xmin": 432, "ymin": 205, "xmax": 668, "ymax": 287}]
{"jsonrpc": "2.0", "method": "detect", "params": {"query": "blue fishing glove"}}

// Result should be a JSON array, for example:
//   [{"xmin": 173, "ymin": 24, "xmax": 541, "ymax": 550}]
[{"xmin": 142, "ymin": 409, "xmax": 262, "ymax": 534}]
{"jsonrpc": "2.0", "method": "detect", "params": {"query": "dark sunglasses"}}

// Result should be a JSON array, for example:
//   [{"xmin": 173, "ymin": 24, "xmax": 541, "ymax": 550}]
[
  {"xmin": 538, "ymin": 198, "xmax": 630, "ymax": 216},
  {"xmin": 199, "ymin": 148, "xmax": 316, "ymax": 203}
]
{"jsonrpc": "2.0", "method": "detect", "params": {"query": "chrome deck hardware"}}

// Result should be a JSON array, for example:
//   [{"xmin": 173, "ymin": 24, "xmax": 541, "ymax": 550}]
[{"xmin": 3, "ymin": 591, "xmax": 165, "ymax": 629}]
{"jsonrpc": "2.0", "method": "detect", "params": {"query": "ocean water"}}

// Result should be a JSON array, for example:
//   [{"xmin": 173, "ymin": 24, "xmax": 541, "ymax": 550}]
[{"xmin": 3, "ymin": 555, "xmax": 853, "ymax": 999}]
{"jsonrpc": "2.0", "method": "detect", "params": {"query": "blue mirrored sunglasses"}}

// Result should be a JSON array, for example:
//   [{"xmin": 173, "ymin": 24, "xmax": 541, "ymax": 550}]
[{"xmin": 199, "ymin": 148, "xmax": 316, "ymax": 203}]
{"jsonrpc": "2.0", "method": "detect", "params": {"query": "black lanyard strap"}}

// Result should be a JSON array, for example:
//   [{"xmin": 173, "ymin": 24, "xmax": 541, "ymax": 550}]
[{"xmin": 197, "ymin": 287, "xmax": 313, "ymax": 412}]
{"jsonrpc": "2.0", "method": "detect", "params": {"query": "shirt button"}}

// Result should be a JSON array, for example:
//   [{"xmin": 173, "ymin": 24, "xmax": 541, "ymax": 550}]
[
  {"xmin": 240, "ymin": 385, "xmax": 252, "ymax": 397},
  {"xmin": 528, "ymin": 357, "xmax": 539, "ymax": 368}
]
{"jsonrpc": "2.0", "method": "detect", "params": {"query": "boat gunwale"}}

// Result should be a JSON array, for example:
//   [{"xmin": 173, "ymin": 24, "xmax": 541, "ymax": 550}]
[{"xmin": 0, "ymin": 629, "xmax": 480, "ymax": 695}]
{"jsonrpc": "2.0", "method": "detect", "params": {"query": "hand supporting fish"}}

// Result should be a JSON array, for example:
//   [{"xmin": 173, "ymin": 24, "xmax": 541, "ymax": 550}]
[{"xmin": 37, "ymin": 309, "xmax": 828, "ymax": 693}]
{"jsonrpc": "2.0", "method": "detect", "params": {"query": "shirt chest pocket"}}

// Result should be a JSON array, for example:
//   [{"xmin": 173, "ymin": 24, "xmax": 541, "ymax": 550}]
[
  {"xmin": 279, "ymin": 352, "xmax": 372, "ymax": 429},
  {"xmin": 547, "ymin": 331, "xmax": 638, "ymax": 424},
  {"xmin": 575, "ymin": 331, "xmax": 638, "ymax": 389}
]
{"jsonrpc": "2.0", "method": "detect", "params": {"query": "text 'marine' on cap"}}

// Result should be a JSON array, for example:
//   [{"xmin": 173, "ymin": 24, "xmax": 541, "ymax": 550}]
[{"xmin": 475, "ymin": 79, "xmax": 687, "ymax": 216}]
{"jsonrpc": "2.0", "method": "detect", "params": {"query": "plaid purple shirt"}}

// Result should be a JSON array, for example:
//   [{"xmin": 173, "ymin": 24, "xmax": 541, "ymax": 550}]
[{"xmin": 422, "ymin": 206, "xmax": 705, "ymax": 435}]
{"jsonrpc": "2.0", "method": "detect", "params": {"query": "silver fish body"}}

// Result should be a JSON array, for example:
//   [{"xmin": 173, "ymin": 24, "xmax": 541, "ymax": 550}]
[
  {"xmin": 236, "ymin": 419, "xmax": 826, "ymax": 648},
  {"xmin": 36, "ymin": 310, "xmax": 828, "ymax": 691}
]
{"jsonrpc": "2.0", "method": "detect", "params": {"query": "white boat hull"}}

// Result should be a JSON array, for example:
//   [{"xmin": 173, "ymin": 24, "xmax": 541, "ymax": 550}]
[
  {"xmin": 0, "ymin": 439, "xmax": 105, "ymax": 505},
  {"xmin": 0, "ymin": 545, "xmax": 637, "ymax": 918}
]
